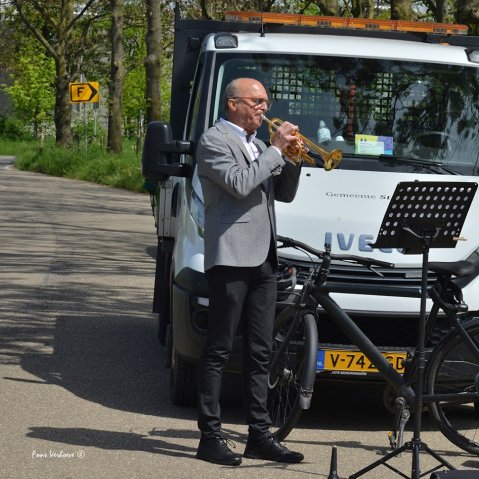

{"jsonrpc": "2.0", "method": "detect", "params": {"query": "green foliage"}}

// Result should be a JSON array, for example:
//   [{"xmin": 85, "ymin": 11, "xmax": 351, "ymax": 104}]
[
  {"xmin": 123, "ymin": 65, "xmax": 147, "ymax": 135},
  {"xmin": 1, "ymin": 45, "xmax": 55, "ymax": 135},
  {"xmin": 0, "ymin": 117, "xmax": 29, "ymax": 140},
  {"xmin": 71, "ymin": 108, "xmax": 106, "ymax": 141},
  {"xmin": 2, "ymin": 138, "xmax": 146, "ymax": 193},
  {"xmin": 0, "ymin": 138, "xmax": 39, "ymax": 157}
]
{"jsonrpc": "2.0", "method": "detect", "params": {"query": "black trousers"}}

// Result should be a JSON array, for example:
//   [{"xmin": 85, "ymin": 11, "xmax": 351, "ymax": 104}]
[{"xmin": 197, "ymin": 257, "xmax": 277, "ymax": 440}]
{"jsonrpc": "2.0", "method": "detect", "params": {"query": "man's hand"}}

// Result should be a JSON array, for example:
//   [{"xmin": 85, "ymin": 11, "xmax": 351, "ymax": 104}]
[{"xmin": 270, "ymin": 121, "xmax": 300, "ymax": 154}]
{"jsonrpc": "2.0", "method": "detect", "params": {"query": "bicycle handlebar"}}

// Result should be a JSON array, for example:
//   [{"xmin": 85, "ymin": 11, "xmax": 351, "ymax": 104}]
[{"xmin": 277, "ymin": 235, "xmax": 395, "ymax": 269}]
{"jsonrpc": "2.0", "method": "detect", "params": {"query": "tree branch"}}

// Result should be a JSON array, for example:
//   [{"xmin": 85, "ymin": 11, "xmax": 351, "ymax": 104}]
[
  {"xmin": 66, "ymin": 0, "xmax": 98, "ymax": 33},
  {"xmin": 29, "ymin": 0, "xmax": 58, "ymax": 29},
  {"xmin": 12, "ymin": 0, "xmax": 58, "ymax": 62}
]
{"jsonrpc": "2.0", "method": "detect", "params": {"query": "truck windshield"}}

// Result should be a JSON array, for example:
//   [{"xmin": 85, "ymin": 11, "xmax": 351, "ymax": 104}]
[{"xmin": 210, "ymin": 53, "xmax": 479, "ymax": 176}]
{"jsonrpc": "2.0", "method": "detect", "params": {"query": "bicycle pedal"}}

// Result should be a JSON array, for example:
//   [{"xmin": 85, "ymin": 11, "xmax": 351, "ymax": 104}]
[{"xmin": 388, "ymin": 431, "xmax": 397, "ymax": 449}]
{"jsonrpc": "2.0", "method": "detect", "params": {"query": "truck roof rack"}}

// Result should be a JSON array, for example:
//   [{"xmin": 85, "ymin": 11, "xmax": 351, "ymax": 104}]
[
  {"xmin": 225, "ymin": 10, "xmax": 468, "ymax": 36},
  {"xmin": 174, "ymin": 5, "xmax": 479, "ymax": 48}
]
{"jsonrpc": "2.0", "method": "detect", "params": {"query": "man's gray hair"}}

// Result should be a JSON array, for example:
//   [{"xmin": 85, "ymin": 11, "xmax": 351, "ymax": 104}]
[{"xmin": 223, "ymin": 80, "xmax": 241, "ymax": 111}]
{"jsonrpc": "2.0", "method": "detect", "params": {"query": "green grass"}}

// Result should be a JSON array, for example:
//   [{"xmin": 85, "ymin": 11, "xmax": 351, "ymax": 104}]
[{"xmin": 0, "ymin": 138, "xmax": 147, "ymax": 193}]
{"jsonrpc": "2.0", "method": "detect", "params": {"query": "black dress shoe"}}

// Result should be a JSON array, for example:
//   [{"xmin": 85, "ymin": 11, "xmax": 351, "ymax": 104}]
[
  {"xmin": 196, "ymin": 435, "xmax": 242, "ymax": 466},
  {"xmin": 244, "ymin": 434, "xmax": 304, "ymax": 463}
]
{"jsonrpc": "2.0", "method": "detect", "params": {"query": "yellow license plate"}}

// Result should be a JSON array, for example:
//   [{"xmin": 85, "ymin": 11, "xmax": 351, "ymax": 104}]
[{"xmin": 317, "ymin": 349, "xmax": 406, "ymax": 374}]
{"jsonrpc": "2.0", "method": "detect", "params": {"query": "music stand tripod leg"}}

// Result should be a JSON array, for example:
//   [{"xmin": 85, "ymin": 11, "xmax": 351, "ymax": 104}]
[
  {"xmin": 348, "ymin": 444, "xmax": 408, "ymax": 479},
  {"xmin": 349, "ymin": 180, "xmax": 477, "ymax": 479},
  {"xmin": 408, "ymin": 244, "xmax": 457, "ymax": 478}
]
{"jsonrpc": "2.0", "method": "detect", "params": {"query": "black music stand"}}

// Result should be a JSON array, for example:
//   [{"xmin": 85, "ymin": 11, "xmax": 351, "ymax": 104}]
[{"xmin": 349, "ymin": 181, "xmax": 477, "ymax": 479}]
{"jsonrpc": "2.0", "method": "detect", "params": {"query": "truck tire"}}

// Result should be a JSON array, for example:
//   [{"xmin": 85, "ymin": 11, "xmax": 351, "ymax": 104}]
[
  {"xmin": 170, "ymin": 347, "xmax": 197, "ymax": 406},
  {"xmin": 155, "ymin": 240, "xmax": 173, "ymax": 345}
]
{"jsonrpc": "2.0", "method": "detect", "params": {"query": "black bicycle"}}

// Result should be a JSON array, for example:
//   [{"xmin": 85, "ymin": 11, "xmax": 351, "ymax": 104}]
[{"xmin": 268, "ymin": 235, "xmax": 479, "ymax": 456}]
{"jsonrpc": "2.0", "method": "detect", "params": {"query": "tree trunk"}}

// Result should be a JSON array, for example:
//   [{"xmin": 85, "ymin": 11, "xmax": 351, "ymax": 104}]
[
  {"xmin": 145, "ymin": 0, "xmax": 162, "ymax": 123},
  {"xmin": 54, "ymin": 52, "xmax": 73, "ymax": 148},
  {"xmin": 351, "ymin": 0, "xmax": 374, "ymax": 17},
  {"xmin": 456, "ymin": 0, "xmax": 479, "ymax": 33},
  {"xmin": 108, "ymin": 0, "xmax": 126, "ymax": 154},
  {"xmin": 315, "ymin": 0, "xmax": 338, "ymax": 16},
  {"xmin": 53, "ymin": 1, "xmax": 74, "ymax": 148},
  {"xmin": 390, "ymin": 0, "xmax": 415, "ymax": 20},
  {"xmin": 435, "ymin": 0, "xmax": 448, "ymax": 22}
]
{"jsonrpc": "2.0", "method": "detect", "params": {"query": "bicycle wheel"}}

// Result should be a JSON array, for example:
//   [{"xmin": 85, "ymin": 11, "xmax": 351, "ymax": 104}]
[
  {"xmin": 426, "ymin": 318, "xmax": 479, "ymax": 455},
  {"xmin": 268, "ymin": 307, "xmax": 318, "ymax": 441}
]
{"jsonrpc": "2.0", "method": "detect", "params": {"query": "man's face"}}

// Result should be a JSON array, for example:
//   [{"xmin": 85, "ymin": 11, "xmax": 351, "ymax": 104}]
[{"xmin": 227, "ymin": 80, "xmax": 271, "ymax": 134}]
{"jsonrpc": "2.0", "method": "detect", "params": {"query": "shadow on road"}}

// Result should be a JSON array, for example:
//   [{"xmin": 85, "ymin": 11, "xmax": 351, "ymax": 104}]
[
  {"xmin": 26, "ymin": 426, "xmax": 197, "ymax": 459},
  {"xmin": 20, "ymin": 311, "xmax": 172, "ymax": 416},
  {"xmin": 3, "ymin": 166, "xmax": 479, "ymax": 477}
]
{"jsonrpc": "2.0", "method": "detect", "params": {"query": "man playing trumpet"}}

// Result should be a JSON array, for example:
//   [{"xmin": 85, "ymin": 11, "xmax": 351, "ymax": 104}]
[{"xmin": 195, "ymin": 77, "xmax": 304, "ymax": 466}]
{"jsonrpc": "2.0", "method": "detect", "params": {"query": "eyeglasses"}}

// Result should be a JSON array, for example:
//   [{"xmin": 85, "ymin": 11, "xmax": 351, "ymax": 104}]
[{"xmin": 231, "ymin": 97, "xmax": 272, "ymax": 110}]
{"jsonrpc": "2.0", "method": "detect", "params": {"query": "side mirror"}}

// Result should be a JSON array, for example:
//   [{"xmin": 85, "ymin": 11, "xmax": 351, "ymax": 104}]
[{"xmin": 141, "ymin": 121, "xmax": 193, "ymax": 180}]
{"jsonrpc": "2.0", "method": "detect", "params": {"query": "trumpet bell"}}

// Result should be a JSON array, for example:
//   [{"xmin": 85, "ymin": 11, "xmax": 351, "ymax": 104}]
[
  {"xmin": 262, "ymin": 115, "xmax": 342, "ymax": 170},
  {"xmin": 323, "ymin": 149, "xmax": 342, "ymax": 171}
]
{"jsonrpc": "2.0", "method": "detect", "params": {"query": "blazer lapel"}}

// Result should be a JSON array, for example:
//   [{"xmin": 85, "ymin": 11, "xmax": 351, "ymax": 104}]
[
  {"xmin": 253, "ymin": 140, "xmax": 273, "ymax": 198},
  {"xmin": 216, "ymin": 121, "xmax": 253, "ymax": 164}
]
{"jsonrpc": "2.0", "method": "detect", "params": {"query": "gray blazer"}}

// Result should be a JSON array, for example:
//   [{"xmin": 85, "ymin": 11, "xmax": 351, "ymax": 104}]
[{"xmin": 196, "ymin": 120, "xmax": 301, "ymax": 271}]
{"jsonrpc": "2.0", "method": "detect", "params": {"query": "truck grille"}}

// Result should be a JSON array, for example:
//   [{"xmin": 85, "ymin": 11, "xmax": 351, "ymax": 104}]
[
  {"xmin": 283, "ymin": 258, "xmax": 438, "ymax": 290},
  {"xmin": 279, "ymin": 258, "xmax": 441, "ymax": 348},
  {"xmin": 316, "ymin": 313, "xmax": 419, "ymax": 347}
]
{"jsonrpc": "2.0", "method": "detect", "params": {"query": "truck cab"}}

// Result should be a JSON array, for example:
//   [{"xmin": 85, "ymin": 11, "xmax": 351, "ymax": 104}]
[{"xmin": 142, "ymin": 7, "xmax": 479, "ymax": 406}]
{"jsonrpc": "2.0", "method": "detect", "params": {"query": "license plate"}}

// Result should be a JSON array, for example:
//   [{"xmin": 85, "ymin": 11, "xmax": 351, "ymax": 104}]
[{"xmin": 317, "ymin": 349, "xmax": 406, "ymax": 375}]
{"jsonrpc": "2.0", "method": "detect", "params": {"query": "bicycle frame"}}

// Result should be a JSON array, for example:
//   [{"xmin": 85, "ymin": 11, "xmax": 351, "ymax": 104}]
[
  {"xmin": 273, "ymin": 235, "xmax": 479, "ymax": 469},
  {"xmin": 312, "ymin": 280, "xmax": 479, "ymax": 410},
  {"xmin": 270, "ymin": 237, "xmax": 479, "ymax": 458}
]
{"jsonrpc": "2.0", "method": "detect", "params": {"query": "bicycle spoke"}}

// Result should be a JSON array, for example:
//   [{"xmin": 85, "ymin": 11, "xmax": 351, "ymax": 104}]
[
  {"xmin": 427, "ymin": 321, "xmax": 479, "ymax": 455},
  {"xmin": 267, "ymin": 309, "xmax": 316, "ymax": 441}
]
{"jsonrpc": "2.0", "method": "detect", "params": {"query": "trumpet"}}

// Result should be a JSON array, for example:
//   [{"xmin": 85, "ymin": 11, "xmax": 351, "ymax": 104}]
[{"xmin": 262, "ymin": 116, "xmax": 342, "ymax": 171}]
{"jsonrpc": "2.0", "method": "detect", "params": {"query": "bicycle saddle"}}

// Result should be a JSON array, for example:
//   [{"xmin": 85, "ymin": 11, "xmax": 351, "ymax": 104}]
[{"xmin": 428, "ymin": 260, "xmax": 476, "ymax": 278}]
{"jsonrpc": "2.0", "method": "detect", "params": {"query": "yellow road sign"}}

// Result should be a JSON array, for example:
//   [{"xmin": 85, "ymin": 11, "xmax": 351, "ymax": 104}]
[{"xmin": 69, "ymin": 82, "xmax": 100, "ymax": 103}]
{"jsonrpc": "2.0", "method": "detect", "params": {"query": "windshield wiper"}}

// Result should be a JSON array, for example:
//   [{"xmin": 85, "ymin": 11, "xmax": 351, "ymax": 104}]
[
  {"xmin": 311, "ymin": 151, "xmax": 460, "ymax": 175},
  {"xmin": 378, "ymin": 155, "xmax": 459, "ymax": 175}
]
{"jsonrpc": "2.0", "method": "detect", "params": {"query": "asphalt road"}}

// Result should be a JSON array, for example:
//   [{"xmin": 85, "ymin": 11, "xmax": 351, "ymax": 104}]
[{"xmin": 1, "ymin": 155, "xmax": 478, "ymax": 479}]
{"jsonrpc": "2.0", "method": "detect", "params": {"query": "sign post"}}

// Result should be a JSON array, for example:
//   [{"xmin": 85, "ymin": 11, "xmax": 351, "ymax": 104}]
[{"xmin": 69, "ymin": 81, "xmax": 100, "ymax": 154}]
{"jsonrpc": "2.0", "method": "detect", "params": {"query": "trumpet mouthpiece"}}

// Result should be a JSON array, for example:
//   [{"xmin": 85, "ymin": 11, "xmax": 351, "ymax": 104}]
[{"xmin": 261, "ymin": 115, "xmax": 273, "ymax": 126}]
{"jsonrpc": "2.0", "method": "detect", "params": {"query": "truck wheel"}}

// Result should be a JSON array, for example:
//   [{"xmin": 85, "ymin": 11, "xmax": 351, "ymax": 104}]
[
  {"xmin": 170, "ymin": 347, "xmax": 197, "ymax": 406},
  {"xmin": 165, "ymin": 323, "xmax": 173, "ymax": 369},
  {"xmin": 155, "ymin": 242, "xmax": 172, "ymax": 345}
]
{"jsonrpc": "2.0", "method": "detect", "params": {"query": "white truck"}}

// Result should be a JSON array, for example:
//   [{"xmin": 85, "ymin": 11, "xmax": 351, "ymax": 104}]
[{"xmin": 142, "ymin": 6, "xmax": 479, "ymax": 407}]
